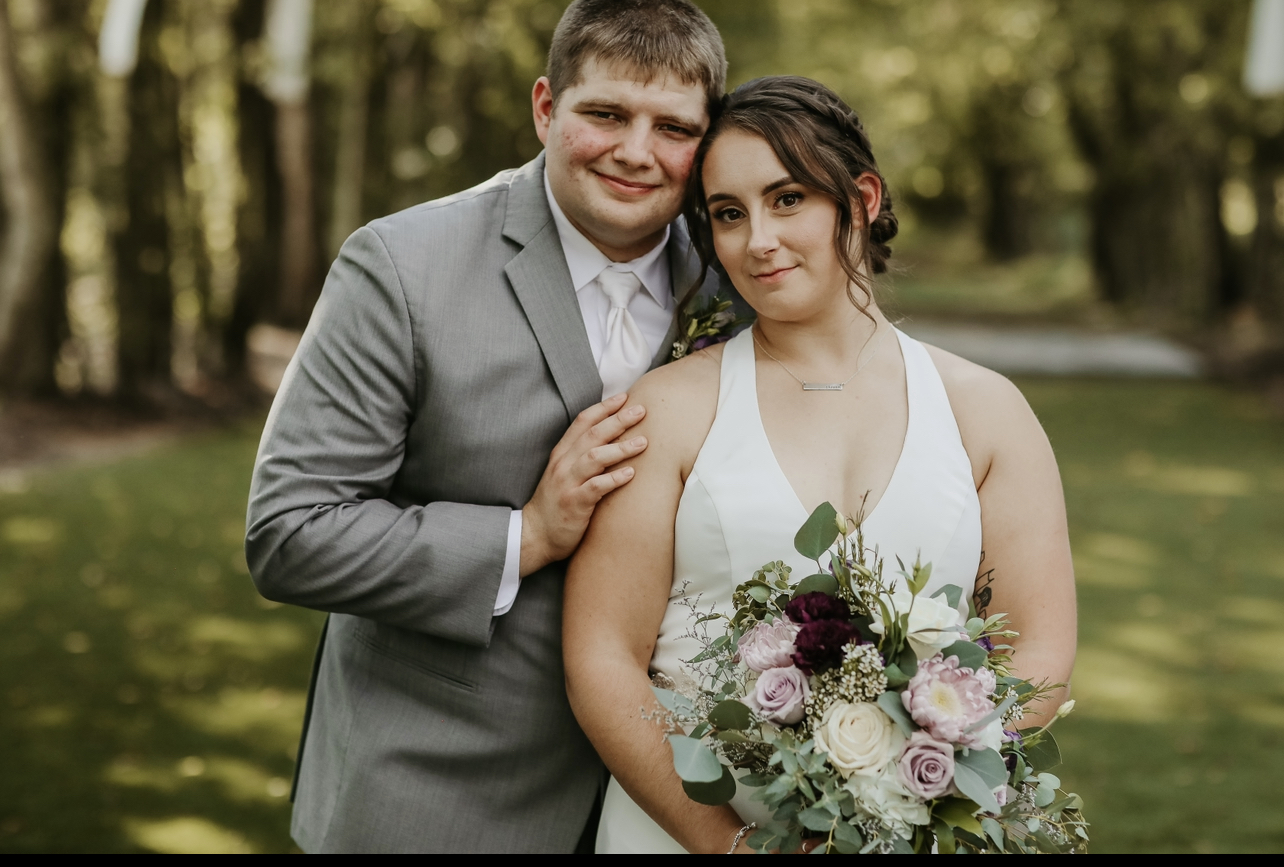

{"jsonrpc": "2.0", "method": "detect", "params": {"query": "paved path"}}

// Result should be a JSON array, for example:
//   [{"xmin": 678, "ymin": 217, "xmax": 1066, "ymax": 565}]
[{"xmin": 900, "ymin": 321, "xmax": 1204, "ymax": 378}]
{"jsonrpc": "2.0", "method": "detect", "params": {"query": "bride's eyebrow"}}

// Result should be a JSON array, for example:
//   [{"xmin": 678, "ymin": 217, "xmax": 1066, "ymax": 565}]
[{"xmin": 706, "ymin": 176, "xmax": 796, "ymax": 206}]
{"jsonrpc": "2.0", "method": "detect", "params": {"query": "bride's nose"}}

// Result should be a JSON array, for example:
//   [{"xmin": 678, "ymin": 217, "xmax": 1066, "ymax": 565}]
[{"xmin": 747, "ymin": 215, "xmax": 780, "ymax": 258}]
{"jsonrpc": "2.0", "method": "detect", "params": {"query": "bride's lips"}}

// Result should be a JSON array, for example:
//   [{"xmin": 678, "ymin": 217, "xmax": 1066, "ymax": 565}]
[
  {"xmin": 752, "ymin": 266, "xmax": 797, "ymax": 284},
  {"xmin": 595, "ymin": 171, "xmax": 659, "ymax": 197}
]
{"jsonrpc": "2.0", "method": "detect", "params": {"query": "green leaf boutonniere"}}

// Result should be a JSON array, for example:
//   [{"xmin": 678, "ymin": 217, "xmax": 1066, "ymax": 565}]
[{"xmin": 670, "ymin": 292, "xmax": 750, "ymax": 361}]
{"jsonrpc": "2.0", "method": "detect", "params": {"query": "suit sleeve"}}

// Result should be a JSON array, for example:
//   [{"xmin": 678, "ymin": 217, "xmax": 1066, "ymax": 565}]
[{"xmin": 245, "ymin": 226, "xmax": 509, "ymax": 647}]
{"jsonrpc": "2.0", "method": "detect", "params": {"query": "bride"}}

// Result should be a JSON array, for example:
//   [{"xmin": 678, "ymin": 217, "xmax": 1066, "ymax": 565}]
[{"xmin": 562, "ymin": 76, "xmax": 1077, "ymax": 854}]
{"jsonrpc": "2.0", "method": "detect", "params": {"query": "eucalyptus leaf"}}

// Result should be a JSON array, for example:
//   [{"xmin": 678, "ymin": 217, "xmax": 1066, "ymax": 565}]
[
  {"xmin": 748, "ymin": 584, "xmax": 772, "ymax": 603},
  {"xmin": 941, "ymin": 639, "xmax": 988, "ymax": 671},
  {"xmin": 667, "ymin": 735, "xmax": 724, "ymax": 783},
  {"xmin": 952, "ymin": 763, "xmax": 1002, "ymax": 815},
  {"xmin": 833, "ymin": 821, "xmax": 864, "ymax": 851},
  {"xmin": 681, "ymin": 764, "xmax": 737, "ymax": 806},
  {"xmin": 740, "ymin": 772, "xmax": 769, "ymax": 788},
  {"xmin": 798, "ymin": 806, "xmax": 836, "ymax": 832},
  {"xmin": 794, "ymin": 501, "xmax": 840, "ymax": 560},
  {"xmin": 1035, "ymin": 784, "xmax": 1056, "ymax": 808},
  {"xmin": 1024, "ymin": 732, "xmax": 1062, "ymax": 772},
  {"xmin": 876, "ymin": 690, "xmax": 915, "ymax": 737},
  {"xmin": 793, "ymin": 572, "xmax": 840, "ymax": 598},
  {"xmin": 931, "ymin": 583, "xmax": 963, "ymax": 610},
  {"xmin": 882, "ymin": 662, "xmax": 910, "ymax": 687},
  {"xmin": 708, "ymin": 699, "xmax": 753, "ymax": 731},
  {"xmin": 980, "ymin": 816, "xmax": 1005, "ymax": 850},
  {"xmin": 956, "ymin": 748, "xmax": 1009, "ymax": 789}
]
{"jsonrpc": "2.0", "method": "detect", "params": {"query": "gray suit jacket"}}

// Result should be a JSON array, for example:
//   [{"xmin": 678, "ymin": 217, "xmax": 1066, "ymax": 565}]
[{"xmin": 245, "ymin": 153, "xmax": 736, "ymax": 853}]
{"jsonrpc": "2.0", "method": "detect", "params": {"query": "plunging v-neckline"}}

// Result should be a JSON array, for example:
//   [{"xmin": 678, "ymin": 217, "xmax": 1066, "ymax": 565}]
[{"xmin": 748, "ymin": 329, "xmax": 913, "ymax": 531}]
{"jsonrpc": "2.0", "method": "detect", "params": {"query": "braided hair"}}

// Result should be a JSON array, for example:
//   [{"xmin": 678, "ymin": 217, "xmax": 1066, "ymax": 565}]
[{"xmin": 684, "ymin": 76, "xmax": 897, "ymax": 313}]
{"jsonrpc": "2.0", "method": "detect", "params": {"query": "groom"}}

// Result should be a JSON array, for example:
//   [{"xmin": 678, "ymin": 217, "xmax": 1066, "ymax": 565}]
[{"xmin": 245, "ymin": 0, "xmax": 733, "ymax": 854}]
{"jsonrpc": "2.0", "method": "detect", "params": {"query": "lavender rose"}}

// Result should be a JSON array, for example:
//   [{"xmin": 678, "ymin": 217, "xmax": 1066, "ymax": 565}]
[
  {"xmin": 792, "ymin": 619, "xmax": 860, "ymax": 675},
  {"xmin": 747, "ymin": 665, "xmax": 810, "ymax": 724},
  {"xmin": 737, "ymin": 618, "xmax": 801, "ymax": 672},
  {"xmin": 784, "ymin": 591, "xmax": 851, "ymax": 624},
  {"xmin": 896, "ymin": 731, "xmax": 956, "ymax": 800}
]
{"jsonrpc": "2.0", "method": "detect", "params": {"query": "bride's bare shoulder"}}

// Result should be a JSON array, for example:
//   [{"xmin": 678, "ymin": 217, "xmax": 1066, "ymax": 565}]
[
  {"xmin": 623, "ymin": 343, "xmax": 724, "ymax": 459},
  {"xmin": 921, "ymin": 341, "xmax": 1049, "ymax": 476}
]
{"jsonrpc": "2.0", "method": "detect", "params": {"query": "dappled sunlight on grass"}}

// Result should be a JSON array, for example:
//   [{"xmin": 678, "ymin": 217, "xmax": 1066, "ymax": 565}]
[
  {"xmin": 2, "ymin": 382, "xmax": 1283, "ymax": 852},
  {"xmin": 1019, "ymin": 378, "xmax": 1284, "ymax": 853},
  {"xmin": 0, "ymin": 419, "xmax": 320, "ymax": 852},
  {"xmin": 124, "ymin": 816, "xmax": 257, "ymax": 854}
]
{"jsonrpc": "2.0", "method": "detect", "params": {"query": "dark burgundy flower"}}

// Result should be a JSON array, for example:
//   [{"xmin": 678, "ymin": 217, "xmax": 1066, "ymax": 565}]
[
  {"xmin": 791, "ymin": 619, "xmax": 859, "ymax": 675},
  {"xmin": 784, "ymin": 592, "xmax": 851, "ymax": 624}
]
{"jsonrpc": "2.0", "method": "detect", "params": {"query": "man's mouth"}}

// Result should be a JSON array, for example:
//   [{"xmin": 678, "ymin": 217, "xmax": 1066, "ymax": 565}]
[{"xmin": 594, "ymin": 171, "xmax": 660, "ymax": 196}]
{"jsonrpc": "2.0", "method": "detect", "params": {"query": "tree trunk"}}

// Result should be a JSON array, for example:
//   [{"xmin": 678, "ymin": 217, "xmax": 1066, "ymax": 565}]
[
  {"xmin": 274, "ymin": 100, "xmax": 317, "ymax": 325},
  {"xmin": 0, "ymin": 0, "xmax": 57, "ymax": 391},
  {"xmin": 1248, "ymin": 129, "xmax": 1284, "ymax": 323}
]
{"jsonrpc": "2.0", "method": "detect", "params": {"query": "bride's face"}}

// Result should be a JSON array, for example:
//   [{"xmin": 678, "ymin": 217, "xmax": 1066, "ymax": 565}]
[{"xmin": 702, "ymin": 130, "xmax": 849, "ymax": 323}]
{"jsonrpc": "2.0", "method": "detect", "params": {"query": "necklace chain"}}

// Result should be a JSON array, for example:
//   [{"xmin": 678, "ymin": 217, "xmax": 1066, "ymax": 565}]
[{"xmin": 752, "ymin": 323, "xmax": 890, "ymax": 391}]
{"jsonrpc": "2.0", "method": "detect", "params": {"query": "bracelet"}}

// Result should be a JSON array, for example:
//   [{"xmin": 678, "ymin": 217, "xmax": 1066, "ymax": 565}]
[{"xmin": 727, "ymin": 823, "xmax": 756, "ymax": 854}]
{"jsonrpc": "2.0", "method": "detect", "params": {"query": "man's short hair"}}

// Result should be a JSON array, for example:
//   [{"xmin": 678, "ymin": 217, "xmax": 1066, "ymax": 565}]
[{"xmin": 547, "ymin": 0, "xmax": 727, "ymax": 113}]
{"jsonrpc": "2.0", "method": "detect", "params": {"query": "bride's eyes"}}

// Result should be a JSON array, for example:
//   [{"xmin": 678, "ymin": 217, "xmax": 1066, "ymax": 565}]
[
  {"xmin": 775, "ymin": 191, "xmax": 804, "ymax": 209},
  {"xmin": 712, "ymin": 206, "xmax": 745, "ymax": 224}
]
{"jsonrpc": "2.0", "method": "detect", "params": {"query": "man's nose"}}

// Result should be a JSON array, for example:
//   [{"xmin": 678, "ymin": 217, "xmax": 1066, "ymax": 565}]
[{"xmin": 611, "ymin": 123, "xmax": 656, "ymax": 169}]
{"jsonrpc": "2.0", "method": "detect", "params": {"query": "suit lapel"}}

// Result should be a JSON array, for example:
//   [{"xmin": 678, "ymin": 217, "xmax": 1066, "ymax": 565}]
[{"xmin": 503, "ymin": 156, "xmax": 602, "ymax": 420}]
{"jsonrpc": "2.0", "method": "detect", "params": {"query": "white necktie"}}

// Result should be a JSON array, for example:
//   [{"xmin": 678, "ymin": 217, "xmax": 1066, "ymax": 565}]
[{"xmin": 596, "ymin": 268, "xmax": 651, "ymax": 399}]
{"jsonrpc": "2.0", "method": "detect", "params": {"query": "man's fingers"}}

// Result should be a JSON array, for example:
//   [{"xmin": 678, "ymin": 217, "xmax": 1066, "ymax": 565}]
[
  {"xmin": 583, "ymin": 465, "xmax": 635, "ymax": 500},
  {"xmin": 584, "ymin": 402, "xmax": 646, "ymax": 450},
  {"xmin": 568, "ymin": 393, "xmax": 628, "ymax": 439},
  {"xmin": 576, "ymin": 437, "xmax": 647, "ymax": 479}
]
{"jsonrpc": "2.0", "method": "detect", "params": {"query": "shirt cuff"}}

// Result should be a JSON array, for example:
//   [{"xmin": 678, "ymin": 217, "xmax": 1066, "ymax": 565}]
[{"xmin": 494, "ymin": 509, "xmax": 523, "ymax": 616}]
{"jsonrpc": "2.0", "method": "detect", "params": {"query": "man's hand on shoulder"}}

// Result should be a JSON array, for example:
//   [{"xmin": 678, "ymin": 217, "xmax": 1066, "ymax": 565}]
[{"xmin": 519, "ymin": 393, "xmax": 649, "ymax": 576}]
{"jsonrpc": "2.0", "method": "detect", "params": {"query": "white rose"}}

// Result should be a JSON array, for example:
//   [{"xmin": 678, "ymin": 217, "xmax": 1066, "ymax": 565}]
[
  {"xmin": 813, "ymin": 701, "xmax": 904, "ymax": 779},
  {"xmin": 869, "ymin": 584, "xmax": 963, "ymax": 660}
]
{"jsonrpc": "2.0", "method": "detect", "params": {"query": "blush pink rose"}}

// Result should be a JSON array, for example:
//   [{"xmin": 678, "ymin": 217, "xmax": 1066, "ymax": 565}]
[
  {"xmin": 896, "ymin": 731, "xmax": 956, "ymax": 800},
  {"xmin": 747, "ymin": 665, "xmax": 810, "ymax": 725},
  {"xmin": 737, "ymin": 618, "xmax": 801, "ymax": 672}
]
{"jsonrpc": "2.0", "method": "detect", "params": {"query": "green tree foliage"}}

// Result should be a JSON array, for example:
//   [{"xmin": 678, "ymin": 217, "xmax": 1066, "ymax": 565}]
[{"xmin": 2, "ymin": 0, "xmax": 1283, "ymax": 403}]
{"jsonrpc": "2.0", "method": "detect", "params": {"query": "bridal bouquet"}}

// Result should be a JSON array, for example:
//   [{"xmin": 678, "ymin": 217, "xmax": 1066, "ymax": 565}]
[{"xmin": 654, "ymin": 503, "xmax": 1088, "ymax": 854}]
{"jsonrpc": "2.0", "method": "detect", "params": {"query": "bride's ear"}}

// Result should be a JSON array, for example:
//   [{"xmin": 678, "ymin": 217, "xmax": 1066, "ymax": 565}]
[{"xmin": 853, "ymin": 173, "xmax": 882, "ymax": 227}]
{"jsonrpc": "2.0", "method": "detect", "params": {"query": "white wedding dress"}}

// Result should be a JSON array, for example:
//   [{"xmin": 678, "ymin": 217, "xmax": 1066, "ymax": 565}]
[{"xmin": 594, "ymin": 328, "xmax": 983, "ymax": 853}]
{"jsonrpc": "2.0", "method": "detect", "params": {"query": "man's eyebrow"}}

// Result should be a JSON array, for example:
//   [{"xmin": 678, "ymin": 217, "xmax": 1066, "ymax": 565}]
[{"xmin": 568, "ymin": 99, "xmax": 703, "ymax": 130}]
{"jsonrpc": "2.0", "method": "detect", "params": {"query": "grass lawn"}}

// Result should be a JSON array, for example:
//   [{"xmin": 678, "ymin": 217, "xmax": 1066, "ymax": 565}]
[{"xmin": 1, "ymin": 380, "xmax": 1282, "ymax": 852}]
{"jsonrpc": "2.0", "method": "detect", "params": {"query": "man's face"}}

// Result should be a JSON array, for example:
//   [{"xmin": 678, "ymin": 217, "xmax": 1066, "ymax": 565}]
[{"xmin": 533, "ymin": 57, "xmax": 709, "ymax": 262}]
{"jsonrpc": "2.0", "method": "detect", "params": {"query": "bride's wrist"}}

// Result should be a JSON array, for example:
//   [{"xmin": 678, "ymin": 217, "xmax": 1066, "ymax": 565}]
[{"xmin": 726, "ymin": 822, "xmax": 755, "ymax": 854}]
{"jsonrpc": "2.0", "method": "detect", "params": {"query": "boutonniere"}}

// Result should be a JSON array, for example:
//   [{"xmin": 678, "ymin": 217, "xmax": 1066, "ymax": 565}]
[{"xmin": 670, "ymin": 292, "xmax": 750, "ymax": 361}]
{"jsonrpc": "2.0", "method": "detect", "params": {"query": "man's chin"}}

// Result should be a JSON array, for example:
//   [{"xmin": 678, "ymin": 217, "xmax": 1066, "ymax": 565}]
[{"xmin": 581, "ymin": 203, "xmax": 676, "ymax": 254}]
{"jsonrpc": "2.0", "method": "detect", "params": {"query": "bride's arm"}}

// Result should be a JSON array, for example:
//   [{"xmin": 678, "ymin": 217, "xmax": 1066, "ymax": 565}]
[
  {"xmin": 928, "ymin": 347, "xmax": 1078, "ymax": 726},
  {"xmin": 563, "ymin": 357, "xmax": 749, "ymax": 854}
]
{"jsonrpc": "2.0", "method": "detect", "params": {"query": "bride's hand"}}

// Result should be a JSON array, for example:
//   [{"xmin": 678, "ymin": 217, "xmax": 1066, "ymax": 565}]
[{"xmin": 520, "ymin": 393, "xmax": 648, "ymax": 575}]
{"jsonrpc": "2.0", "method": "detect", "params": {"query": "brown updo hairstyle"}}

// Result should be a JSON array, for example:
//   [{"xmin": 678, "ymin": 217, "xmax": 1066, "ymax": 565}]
[{"xmin": 685, "ymin": 76, "xmax": 898, "ymax": 313}]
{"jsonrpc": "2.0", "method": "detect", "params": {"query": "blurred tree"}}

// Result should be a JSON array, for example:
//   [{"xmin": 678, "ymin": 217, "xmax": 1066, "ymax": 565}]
[
  {"xmin": 0, "ymin": 0, "xmax": 58, "ymax": 393},
  {"xmin": 1056, "ymin": 1, "xmax": 1249, "ymax": 327}
]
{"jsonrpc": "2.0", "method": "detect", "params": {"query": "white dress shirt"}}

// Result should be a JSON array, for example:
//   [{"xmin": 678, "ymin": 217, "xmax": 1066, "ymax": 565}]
[{"xmin": 491, "ymin": 172, "xmax": 676, "ymax": 615}]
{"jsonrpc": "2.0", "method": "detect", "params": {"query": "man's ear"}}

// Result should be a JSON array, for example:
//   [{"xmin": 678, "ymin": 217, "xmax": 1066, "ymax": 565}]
[{"xmin": 532, "ymin": 77, "xmax": 554, "ymax": 146}]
